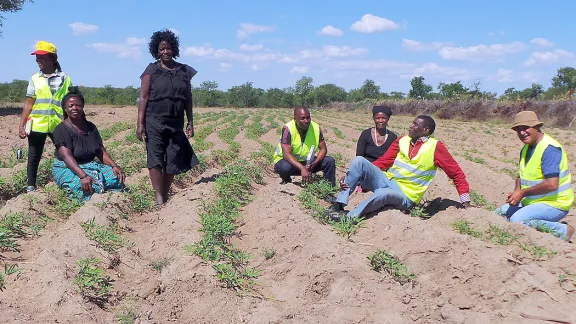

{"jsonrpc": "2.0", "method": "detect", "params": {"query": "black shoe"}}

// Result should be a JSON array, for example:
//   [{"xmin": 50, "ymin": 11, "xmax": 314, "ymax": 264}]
[
  {"xmin": 323, "ymin": 204, "xmax": 346, "ymax": 221},
  {"xmin": 280, "ymin": 177, "xmax": 292, "ymax": 185}
]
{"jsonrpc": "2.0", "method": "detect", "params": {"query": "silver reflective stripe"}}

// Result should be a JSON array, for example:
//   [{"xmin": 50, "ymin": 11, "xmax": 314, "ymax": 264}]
[
  {"xmin": 31, "ymin": 110, "xmax": 63, "ymax": 119},
  {"xmin": 521, "ymin": 179, "xmax": 543, "ymax": 187},
  {"xmin": 34, "ymin": 98, "xmax": 62, "ymax": 107},
  {"xmin": 521, "ymin": 169, "xmax": 571, "ymax": 187},
  {"xmin": 388, "ymin": 168, "xmax": 433, "ymax": 187},
  {"xmin": 525, "ymin": 182, "xmax": 573, "ymax": 200},
  {"xmin": 392, "ymin": 160, "xmax": 437, "ymax": 177}
]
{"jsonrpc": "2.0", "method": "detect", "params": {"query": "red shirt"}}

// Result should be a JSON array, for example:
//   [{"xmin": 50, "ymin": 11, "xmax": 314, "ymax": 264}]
[{"xmin": 372, "ymin": 136, "xmax": 470, "ymax": 202}]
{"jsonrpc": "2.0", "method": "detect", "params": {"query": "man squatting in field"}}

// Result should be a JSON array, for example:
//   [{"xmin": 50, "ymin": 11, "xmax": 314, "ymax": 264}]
[
  {"xmin": 495, "ymin": 111, "xmax": 575, "ymax": 242},
  {"xmin": 329, "ymin": 115, "xmax": 472, "ymax": 219},
  {"xmin": 273, "ymin": 107, "xmax": 336, "ymax": 186}
]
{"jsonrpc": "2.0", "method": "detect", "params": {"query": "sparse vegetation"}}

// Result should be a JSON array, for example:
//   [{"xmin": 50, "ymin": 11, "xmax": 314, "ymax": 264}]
[
  {"xmin": 74, "ymin": 257, "xmax": 114, "ymax": 307},
  {"xmin": 81, "ymin": 217, "xmax": 128, "ymax": 254},
  {"xmin": 451, "ymin": 219, "xmax": 483, "ymax": 238},
  {"xmin": 263, "ymin": 248, "xmax": 276, "ymax": 260},
  {"xmin": 368, "ymin": 250, "xmax": 415, "ymax": 285},
  {"xmin": 187, "ymin": 161, "xmax": 263, "ymax": 292},
  {"xmin": 149, "ymin": 258, "xmax": 172, "ymax": 272},
  {"xmin": 470, "ymin": 190, "xmax": 496, "ymax": 210}
]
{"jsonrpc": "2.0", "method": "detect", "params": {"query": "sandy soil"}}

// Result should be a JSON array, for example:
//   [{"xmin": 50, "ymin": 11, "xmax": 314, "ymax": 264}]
[{"xmin": 0, "ymin": 105, "xmax": 575, "ymax": 324}]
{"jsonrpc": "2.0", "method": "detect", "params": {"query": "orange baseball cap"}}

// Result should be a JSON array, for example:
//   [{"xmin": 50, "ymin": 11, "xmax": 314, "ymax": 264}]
[{"xmin": 31, "ymin": 41, "xmax": 57, "ymax": 55}]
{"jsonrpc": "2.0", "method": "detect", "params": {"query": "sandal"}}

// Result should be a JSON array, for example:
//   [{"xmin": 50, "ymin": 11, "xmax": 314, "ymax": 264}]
[{"xmin": 565, "ymin": 223, "xmax": 575, "ymax": 243}]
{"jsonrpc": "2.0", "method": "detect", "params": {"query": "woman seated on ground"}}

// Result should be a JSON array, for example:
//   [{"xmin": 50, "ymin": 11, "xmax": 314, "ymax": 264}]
[
  {"xmin": 356, "ymin": 105, "xmax": 398, "ymax": 162},
  {"xmin": 52, "ymin": 87, "xmax": 125, "ymax": 201}
]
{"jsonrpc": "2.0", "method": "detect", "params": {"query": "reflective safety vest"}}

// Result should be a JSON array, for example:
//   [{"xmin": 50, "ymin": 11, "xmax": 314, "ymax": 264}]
[
  {"xmin": 273, "ymin": 120, "xmax": 320, "ymax": 164},
  {"xmin": 385, "ymin": 136, "xmax": 438, "ymax": 203},
  {"xmin": 29, "ymin": 72, "xmax": 72, "ymax": 133},
  {"xmin": 519, "ymin": 134, "xmax": 574, "ymax": 211}
]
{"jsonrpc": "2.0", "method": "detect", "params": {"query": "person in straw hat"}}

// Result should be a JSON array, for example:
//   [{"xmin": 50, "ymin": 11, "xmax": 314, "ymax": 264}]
[{"xmin": 495, "ymin": 111, "xmax": 575, "ymax": 242}]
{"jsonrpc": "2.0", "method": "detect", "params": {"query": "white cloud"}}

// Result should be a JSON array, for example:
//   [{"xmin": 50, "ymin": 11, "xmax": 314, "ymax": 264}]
[
  {"xmin": 237, "ymin": 23, "xmax": 275, "ymax": 39},
  {"xmin": 126, "ymin": 37, "xmax": 146, "ymax": 46},
  {"xmin": 184, "ymin": 45, "xmax": 216, "ymax": 57},
  {"xmin": 250, "ymin": 63, "xmax": 268, "ymax": 71},
  {"xmin": 488, "ymin": 31, "xmax": 505, "ymax": 37},
  {"xmin": 239, "ymin": 43, "xmax": 264, "ymax": 51},
  {"xmin": 68, "ymin": 22, "xmax": 99, "ymax": 36},
  {"xmin": 291, "ymin": 66, "xmax": 310, "ymax": 74},
  {"xmin": 524, "ymin": 49, "xmax": 576, "ymax": 66},
  {"xmin": 318, "ymin": 25, "xmax": 343, "ymax": 37},
  {"xmin": 88, "ymin": 37, "xmax": 145, "ymax": 59},
  {"xmin": 487, "ymin": 68, "xmax": 540, "ymax": 83},
  {"xmin": 323, "ymin": 45, "xmax": 368, "ymax": 57},
  {"xmin": 350, "ymin": 14, "xmax": 400, "ymax": 33},
  {"xmin": 400, "ymin": 63, "xmax": 474, "ymax": 80},
  {"xmin": 168, "ymin": 28, "xmax": 180, "ymax": 36},
  {"xmin": 402, "ymin": 39, "xmax": 452, "ymax": 52},
  {"xmin": 438, "ymin": 41, "xmax": 528, "ymax": 61},
  {"xmin": 327, "ymin": 59, "xmax": 413, "ymax": 71},
  {"xmin": 530, "ymin": 38, "xmax": 554, "ymax": 48},
  {"xmin": 219, "ymin": 62, "xmax": 232, "ymax": 71}
]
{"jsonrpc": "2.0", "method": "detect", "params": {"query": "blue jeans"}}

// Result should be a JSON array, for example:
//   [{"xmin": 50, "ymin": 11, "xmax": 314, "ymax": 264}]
[
  {"xmin": 495, "ymin": 202, "xmax": 569, "ymax": 239},
  {"xmin": 336, "ymin": 156, "xmax": 413, "ymax": 218}
]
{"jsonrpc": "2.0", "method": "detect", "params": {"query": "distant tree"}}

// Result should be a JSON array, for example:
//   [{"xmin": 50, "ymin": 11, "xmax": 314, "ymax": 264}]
[
  {"xmin": 389, "ymin": 91, "xmax": 405, "ymax": 100},
  {"xmin": 347, "ymin": 88, "xmax": 364, "ymax": 102},
  {"xmin": 438, "ymin": 81, "xmax": 468, "ymax": 99},
  {"xmin": 408, "ymin": 76, "xmax": 432, "ymax": 100},
  {"xmin": 360, "ymin": 79, "xmax": 380, "ymax": 99},
  {"xmin": 295, "ymin": 76, "xmax": 314, "ymax": 106},
  {"xmin": 520, "ymin": 83, "xmax": 544, "ymax": 100},
  {"xmin": 198, "ymin": 80, "xmax": 221, "ymax": 107},
  {"xmin": 552, "ymin": 67, "xmax": 576, "ymax": 90},
  {"xmin": 313, "ymin": 83, "xmax": 347, "ymax": 106},
  {"xmin": 227, "ymin": 82, "xmax": 262, "ymax": 107},
  {"xmin": 1, "ymin": 0, "xmax": 32, "ymax": 35}
]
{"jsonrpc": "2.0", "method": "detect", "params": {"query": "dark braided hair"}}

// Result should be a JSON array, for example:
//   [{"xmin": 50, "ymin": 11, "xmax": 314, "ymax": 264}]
[
  {"xmin": 61, "ymin": 86, "xmax": 86, "ymax": 120},
  {"xmin": 148, "ymin": 29, "xmax": 180, "ymax": 60}
]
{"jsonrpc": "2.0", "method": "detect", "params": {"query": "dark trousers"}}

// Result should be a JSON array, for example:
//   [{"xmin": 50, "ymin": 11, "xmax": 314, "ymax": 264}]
[
  {"xmin": 27, "ymin": 131, "xmax": 53, "ymax": 187},
  {"xmin": 274, "ymin": 156, "xmax": 336, "ymax": 186}
]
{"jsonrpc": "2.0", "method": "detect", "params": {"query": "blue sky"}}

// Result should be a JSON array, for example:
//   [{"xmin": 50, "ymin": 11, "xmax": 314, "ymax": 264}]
[{"xmin": 1, "ymin": 0, "xmax": 575, "ymax": 95}]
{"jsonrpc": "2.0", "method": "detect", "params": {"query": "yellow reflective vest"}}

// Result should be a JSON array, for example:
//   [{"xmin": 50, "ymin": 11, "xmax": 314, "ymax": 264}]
[
  {"xmin": 386, "ymin": 136, "xmax": 438, "ymax": 203},
  {"xmin": 273, "ymin": 120, "xmax": 320, "ymax": 164},
  {"xmin": 29, "ymin": 72, "xmax": 72, "ymax": 133},
  {"xmin": 519, "ymin": 134, "xmax": 574, "ymax": 211}
]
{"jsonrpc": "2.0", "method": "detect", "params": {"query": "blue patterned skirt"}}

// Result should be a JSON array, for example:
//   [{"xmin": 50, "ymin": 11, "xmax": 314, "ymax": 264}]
[{"xmin": 52, "ymin": 160, "xmax": 125, "ymax": 201}]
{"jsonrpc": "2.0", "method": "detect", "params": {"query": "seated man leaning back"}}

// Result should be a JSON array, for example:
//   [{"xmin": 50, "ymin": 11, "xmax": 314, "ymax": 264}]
[
  {"xmin": 330, "ymin": 115, "xmax": 472, "ymax": 219},
  {"xmin": 273, "ymin": 107, "xmax": 336, "ymax": 186}
]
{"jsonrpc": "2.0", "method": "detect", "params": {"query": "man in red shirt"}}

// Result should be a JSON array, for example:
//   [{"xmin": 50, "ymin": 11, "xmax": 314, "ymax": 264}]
[{"xmin": 329, "ymin": 115, "xmax": 472, "ymax": 219}]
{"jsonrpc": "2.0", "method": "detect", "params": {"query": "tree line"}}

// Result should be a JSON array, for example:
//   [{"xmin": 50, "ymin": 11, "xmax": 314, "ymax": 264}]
[{"xmin": 1, "ymin": 67, "xmax": 575, "ymax": 107}]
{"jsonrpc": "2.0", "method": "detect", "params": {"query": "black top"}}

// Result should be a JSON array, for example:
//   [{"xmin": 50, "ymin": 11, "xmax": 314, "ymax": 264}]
[
  {"xmin": 53, "ymin": 121, "xmax": 103, "ymax": 164},
  {"xmin": 356, "ymin": 128, "xmax": 398, "ymax": 162},
  {"xmin": 141, "ymin": 62, "xmax": 197, "ymax": 119}
]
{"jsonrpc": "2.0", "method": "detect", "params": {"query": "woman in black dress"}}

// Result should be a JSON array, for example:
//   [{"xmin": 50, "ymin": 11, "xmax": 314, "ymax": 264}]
[
  {"xmin": 356, "ymin": 105, "xmax": 397, "ymax": 162},
  {"xmin": 136, "ymin": 29, "xmax": 199, "ymax": 206}
]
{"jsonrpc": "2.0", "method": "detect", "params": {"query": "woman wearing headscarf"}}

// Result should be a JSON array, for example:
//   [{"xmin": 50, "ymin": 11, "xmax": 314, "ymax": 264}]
[
  {"xmin": 356, "ymin": 105, "xmax": 398, "ymax": 162},
  {"xmin": 136, "ymin": 29, "xmax": 199, "ymax": 207},
  {"xmin": 19, "ymin": 41, "xmax": 72, "ymax": 193},
  {"xmin": 52, "ymin": 87, "xmax": 125, "ymax": 201}
]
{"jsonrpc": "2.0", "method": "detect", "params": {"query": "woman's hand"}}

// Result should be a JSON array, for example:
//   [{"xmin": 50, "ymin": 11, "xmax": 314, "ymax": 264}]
[
  {"xmin": 186, "ymin": 123, "xmax": 194, "ymax": 138},
  {"xmin": 80, "ymin": 175, "xmax": 93, "ymax": 193},
  {"xmin": 18, "ymin": 126, "xmax": 27, "ymax": 139},
  {"xmin": 136, "ymin": 123, "xmax": 146, "ymax": 142},
  {"xmin": 112, "ymin": 165, "xmax": 125, "ymax": 183}
]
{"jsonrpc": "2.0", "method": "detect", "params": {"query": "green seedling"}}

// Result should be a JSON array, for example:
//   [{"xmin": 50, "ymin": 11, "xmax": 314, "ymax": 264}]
[
  {"xmin": 464, "ymin": 152, "xmax": 486, "ymax": 164},
  {"xmin": 74, "ymin": 257, "xmax": 114, "ymax": 307},
  {"xmin": 263, "ymin": 248, "xmax": 276, "ymax": 260},
  {"xmin": 81, "ymin": 217, "xmax": 128, "ymax": 254},
  {"xmin": 43, "ymin": 184, "xmax": 83, "ymax": 216},
  {"xmin": 486, "ymin": 225, "xmax": 517, "ymax": 245},
  {"xmin": 149, "ymin": 258, "xmax": 172, "ymax": 273},
  {"xmin": 470, "ymin": 190, "xmax": 496, "ymax": 210},
  {"xmin": 451, "ymin": 219, "xmax": 483, "ymax": 238},
  {"xmin": 331, "ymin": 127, "xmax": 345, "ymax": 139},
  {"xmin": 368, "ymin": 250, "xmax": 415, "ymax": 285}
]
